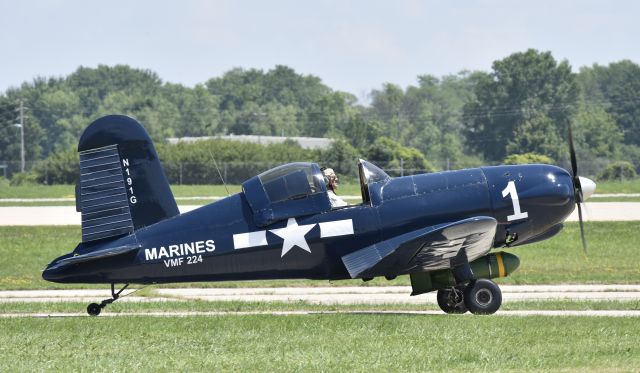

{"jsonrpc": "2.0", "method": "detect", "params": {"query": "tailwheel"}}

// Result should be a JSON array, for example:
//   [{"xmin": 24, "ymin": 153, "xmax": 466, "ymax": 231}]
[
  {"xmin": 463, "ymin": 279, "xmax": 502, "ymax": 315},
  {"xmin": 87, "ymin": 303, "xmax": 101, "ymax": 316},
  {"xmin": 436, "ymin": 286, "xmax": 468, "ymax": 314},
  {"xmin": 86, "ymin": 283, "xmax": 129, "ymax": 316}
]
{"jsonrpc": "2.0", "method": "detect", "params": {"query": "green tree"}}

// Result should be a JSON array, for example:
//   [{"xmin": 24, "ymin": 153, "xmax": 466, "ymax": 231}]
[
  {"xmin": 365, "ymin": 137, "xmax": 434, "ymax": 175},
  {"xmin": 464, "ymin": 49, "xmax": 579, "ymax": 162},
  {"xmin": 598, "ymin": 161, "xmax": 637, "ymax": 181},
  {"xmin": 206, "ymin": 65, "xmax": 342, "ymax": 138},
  {"xmin": 306, "ymin": 92, "xmax": 351, "ymax": 137},
  {"xmin": 367, "ymin": 73, "xmax": 478, "ymax": 167},
  {"xmin": 162, "ymin": 84, "xmax": 221, "ymax": 137},
  {"xmin": 0, "ymin": 96, "xmax": 45, "ymax": 173},
  {"xmin": 318, "ymin": 140, "xmax": 361, "ymax": 179},
  {"xmin": 578, "ymin": 61, "xmax": 640, "ymax": 145},
  {"xmin": 572, "ymin": 104, "xmax": 621, "ymax": 158},
  {"xmin": 341, "ymin": 112, "xmax": 382, "ymax": 149},
  {"xmin": 29, "ymin": 88, "xmax": 84, "ymax": 154},
  {"xmin": 369, "ymin": 83, "xmax": 407, "ymax": 142},
  {"xmin": 32, "ymin": 147, "xmax": 79, "ymax": 184},
  {"xmin": 96, "ymin": 92, "xmax": 180, "ymax": 141},
  {"xmin": 506, "ymin": 114, "xmax": 563, "ymax": 157},
  {"xmin": 503, "ymin": 153, "xmax": 554, "ymax": 165},
  {"xmin": 66, "ymin": 65, "xmax": 163, "ymax": 115}
]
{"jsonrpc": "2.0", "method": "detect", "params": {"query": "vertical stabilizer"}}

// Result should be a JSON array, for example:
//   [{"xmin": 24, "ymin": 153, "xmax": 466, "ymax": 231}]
[{"xmin": 77, "ymin": 115, "xmax": 179, "ymax": 242}]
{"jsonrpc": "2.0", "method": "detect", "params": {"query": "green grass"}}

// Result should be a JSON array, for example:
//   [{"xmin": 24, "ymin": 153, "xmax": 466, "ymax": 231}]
[
  {"xmin": 501, "ymin": 222, "xmax": 640, "ymax": 284},
  {"xmin": 0, "ymin": 184, "xmax": 76, "ymax": 198},
  {"xmin": 0, "ymin": 183, "xmax": 364, "ymax": 198},
  {"xmin": 0, "ymin": 222, "xmax": 639, "ymax": 290},
  {"xmin": 0, "ymin": 201, "xmax": 78, "ymax": 206},
  {"xmin": 0, "ymin": 314, "xmax": 637, "ymax": 372},
  {"xmin": 595, "ymin": 179, "xmax": 640, "ymax": 194},
  {"xmin": 0, "ymin": 184, "xmax": 243, "ymax": 198},
  {"xmin": 0, "ymin": 179, "xmax": 637, "ymax": 198},
  {"xmin": 0, "ymin": 181, "xmax": 635, "ymax": 206},
  {"xmin": 589, "ymin": 196, "xmax": 640, "ymax": 202}
]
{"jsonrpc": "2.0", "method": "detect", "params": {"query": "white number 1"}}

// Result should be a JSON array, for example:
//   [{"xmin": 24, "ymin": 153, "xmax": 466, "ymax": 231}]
[{"xmin": 502, "ymin": 181, "xmax": 528, "ymax": 221}]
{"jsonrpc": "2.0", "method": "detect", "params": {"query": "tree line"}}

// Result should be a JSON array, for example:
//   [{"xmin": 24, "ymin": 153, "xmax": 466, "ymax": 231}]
[{"xmin": 1, "ymin": 48, "xmax": 639, "ymax": 183}]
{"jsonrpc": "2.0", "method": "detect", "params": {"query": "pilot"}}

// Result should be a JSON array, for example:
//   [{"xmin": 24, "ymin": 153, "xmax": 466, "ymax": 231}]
[{"xmin": 322, "ymin": 167, "xmax": 348, "ymax": 208}]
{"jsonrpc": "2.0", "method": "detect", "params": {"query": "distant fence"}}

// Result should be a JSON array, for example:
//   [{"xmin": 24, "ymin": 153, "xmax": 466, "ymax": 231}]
[
  {"xmin": 0, "ymin": 157, "xmax": 628, "ymax": 185},
  {"xmin": 0, "ymin": 159, "xmax": 437, "ymax": 185}
]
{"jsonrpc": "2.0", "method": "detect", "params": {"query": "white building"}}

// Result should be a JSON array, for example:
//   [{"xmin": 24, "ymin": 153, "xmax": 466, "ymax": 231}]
[{"xmin": 166, "ymin": 134, "xmax": 335, "ymax": 150}]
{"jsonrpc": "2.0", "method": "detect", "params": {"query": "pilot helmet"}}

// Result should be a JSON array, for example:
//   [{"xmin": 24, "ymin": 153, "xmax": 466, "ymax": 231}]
[{"xmin": 322, "ymin": 167, "xmax": 337, "ymax": 185}]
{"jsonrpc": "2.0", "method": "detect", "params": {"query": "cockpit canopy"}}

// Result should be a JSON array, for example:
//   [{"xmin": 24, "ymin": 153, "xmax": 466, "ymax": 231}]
[
  {"xmin": 258, "ymin": 163, "xmax": 326, "ymax": 203},
  {"xmin": 242, "ymin": 160, "xmax": 391, "ymax": 226},
  {"xmin": 242, "ymin": 162, "xmax": 331, "ymax": 226}
]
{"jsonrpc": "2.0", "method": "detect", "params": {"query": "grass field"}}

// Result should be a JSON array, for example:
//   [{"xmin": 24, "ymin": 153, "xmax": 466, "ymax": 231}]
[
  {"xmin": 0, "ymin": 222, "xmax": 639, "ymax": 290},
  {"xmin": 0, "ymin": 183, "xmax": 366, "ymax": 206},
  {"xmin": 0, "ymin": 314, "xmax": 637, "ymax": 372},
  {"xmin": 0, "ymin": 183, "xmax": 364, "ymax": 199},
  {"xmin": 593, "ymin": 179, "xmax": 640, "ymax": 193},
  {"xmin": 1, "ymin": 222, "xmax": 639, "ymax": 372}
]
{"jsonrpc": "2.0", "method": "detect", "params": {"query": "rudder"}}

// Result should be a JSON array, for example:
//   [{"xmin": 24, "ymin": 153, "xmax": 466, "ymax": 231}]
[{"xmin": 76, "ymin": 115, "xmax": 179, "ymax": 242}]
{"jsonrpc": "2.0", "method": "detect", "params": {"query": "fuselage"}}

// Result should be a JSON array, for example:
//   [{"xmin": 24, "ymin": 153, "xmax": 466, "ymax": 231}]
[{"xmin": 43, "ymin": 164, "xmax": 575, "ymax": 284}]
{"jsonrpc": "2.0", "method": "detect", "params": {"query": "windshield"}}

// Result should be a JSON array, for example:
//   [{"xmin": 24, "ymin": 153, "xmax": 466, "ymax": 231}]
[{"xmin": 360, "ymin": 160, "xmax": 390, "ymax": 184}]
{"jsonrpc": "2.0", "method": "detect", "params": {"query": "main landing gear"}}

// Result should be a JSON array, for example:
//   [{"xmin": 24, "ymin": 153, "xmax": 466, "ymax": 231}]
[
  {"xmin": 437, "ymin": 279, "xmax": 502, "ymax": 315},
  {"xmin": 87, "ymin": 283, "xmax": 129, "ymax": 316}
]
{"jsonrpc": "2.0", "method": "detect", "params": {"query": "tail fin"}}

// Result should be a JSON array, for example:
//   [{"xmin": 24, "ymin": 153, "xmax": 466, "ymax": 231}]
[{"xmin": 76, "ymin": 115, "xmax": 179, "ymax": 242}]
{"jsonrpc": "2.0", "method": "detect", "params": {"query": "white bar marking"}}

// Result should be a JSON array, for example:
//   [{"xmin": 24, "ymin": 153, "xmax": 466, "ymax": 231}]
[
  {"xmin": 233, "ymin": 231, "xmax": 268, "ymax": 249},
  {"xmin": 319, "ymin": 219, "xmax": 354, "ymax": 238}
]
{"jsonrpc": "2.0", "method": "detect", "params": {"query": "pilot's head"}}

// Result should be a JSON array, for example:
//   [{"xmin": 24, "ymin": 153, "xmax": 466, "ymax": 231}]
[{"xmin": 322, "ymin": 167, "xmax": 339, "ymax": 191}]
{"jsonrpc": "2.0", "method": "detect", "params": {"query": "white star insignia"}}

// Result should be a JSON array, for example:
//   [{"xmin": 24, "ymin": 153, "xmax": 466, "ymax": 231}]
[{"xmin": 269, "ymin": 218, "xmax": 317, "ymax": 257}]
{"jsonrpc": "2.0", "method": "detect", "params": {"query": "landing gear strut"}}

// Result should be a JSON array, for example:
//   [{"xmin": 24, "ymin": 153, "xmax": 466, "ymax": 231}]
[
  {"xmin": 436, "ymin": 279, "xmax": 502, "ymax": 315},
  {"xmin": 87, "ymin": 283, "xmax": 129, "ymax": 316}
]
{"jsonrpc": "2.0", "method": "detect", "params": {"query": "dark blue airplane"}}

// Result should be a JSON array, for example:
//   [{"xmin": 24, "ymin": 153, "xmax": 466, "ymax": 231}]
[{"xmin": 43, "ymin": 115, "xmax": 596, "ymax": 316}]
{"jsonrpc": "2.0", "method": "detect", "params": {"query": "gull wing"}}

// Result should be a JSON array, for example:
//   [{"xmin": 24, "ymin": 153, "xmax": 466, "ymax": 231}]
[{"xmin": 341, "ymin": 216, "xmax": 497, "ymax": 279}]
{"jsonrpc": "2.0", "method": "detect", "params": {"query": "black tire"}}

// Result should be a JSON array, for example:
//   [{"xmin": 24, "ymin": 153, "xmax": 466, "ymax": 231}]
[
  {"xmin": 463, "ymin": 279, "xmax": 502, "ymax": 315},
  {"xmin": 436, "ymin": 287, "xmax": 468, "ymax": 314},
  {"xmin": 87, "ymin": 303, "xmax": 102, "ymax": 316}
]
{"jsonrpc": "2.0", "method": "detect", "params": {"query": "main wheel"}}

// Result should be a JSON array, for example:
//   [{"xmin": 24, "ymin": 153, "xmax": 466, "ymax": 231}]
[
  {"xmin": 436, "ymin": 286, "xmax": 468, "ymax": 314},
  {"xmin": 463, "ymin": 279, "xmax": 502, "ymax": 315},
  {"xmin": 87, "ymin": 303, "xmax": 102, "ymax": 316}
]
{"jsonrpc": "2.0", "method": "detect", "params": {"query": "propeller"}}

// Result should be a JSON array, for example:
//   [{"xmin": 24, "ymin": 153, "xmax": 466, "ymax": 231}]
[{"xmin": 567, "ymin": 122, "xmax": 596, "ymax": 253}]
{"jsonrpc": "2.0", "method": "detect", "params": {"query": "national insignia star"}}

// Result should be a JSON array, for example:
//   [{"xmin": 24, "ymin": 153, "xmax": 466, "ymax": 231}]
[{"xmin": 269, "ymin": 218, "xmax": 316, "ymax": 257}]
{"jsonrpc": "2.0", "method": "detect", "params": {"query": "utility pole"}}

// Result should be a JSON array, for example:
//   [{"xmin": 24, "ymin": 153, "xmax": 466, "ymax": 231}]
[{"xmin": 16, "ymin": 100, "xmax": 25, "ymax": 172}]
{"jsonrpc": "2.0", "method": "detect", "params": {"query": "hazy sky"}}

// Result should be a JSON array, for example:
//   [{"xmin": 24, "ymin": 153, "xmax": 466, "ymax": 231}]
[{"xmin": 1, "ymin": 0, "xmax": 638, "ymax": 102}]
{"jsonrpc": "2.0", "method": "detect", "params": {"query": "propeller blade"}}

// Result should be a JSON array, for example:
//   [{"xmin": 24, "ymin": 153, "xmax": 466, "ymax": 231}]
[
  {"xmin": 577, "ymin": 201, "xmax": 587, "ymax": 254},
  {"xmin": 568, "ymin": 121, "xmax": 587, "ymax": 252},
  {"xmin": 568, "ymin": 122, "xmax": 578, "ymax": 178}
]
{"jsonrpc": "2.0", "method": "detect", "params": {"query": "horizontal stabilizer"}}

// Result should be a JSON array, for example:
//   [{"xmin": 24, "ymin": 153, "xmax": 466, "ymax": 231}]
[{"xmin": 47, "ymin": 244, "xmax": 141, "ymax": 270}]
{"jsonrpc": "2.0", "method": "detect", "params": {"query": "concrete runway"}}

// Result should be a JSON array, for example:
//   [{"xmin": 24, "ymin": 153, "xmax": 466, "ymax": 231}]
[
  {"xmin": 1, "ymin": 202, "xmax": 639, "ymax": 225},
  {"xmin": 2, "ymin": 310, "xmax": 639, "ymax": 318},
  {"xmin": 2, "ymin": 285, "xmax": 639, "ymax": 317},
  {"xmin": 2, "ymin": 285, "xmax": 639, "ymax": 304}
]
